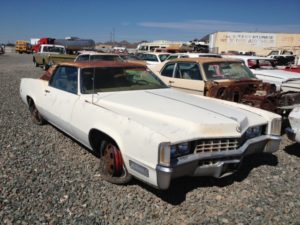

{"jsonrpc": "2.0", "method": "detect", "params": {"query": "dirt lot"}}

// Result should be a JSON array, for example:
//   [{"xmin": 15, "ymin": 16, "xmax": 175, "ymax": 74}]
[{"xmin": 0, "ymin": 53, "xmax": 300, "ymax": 225}]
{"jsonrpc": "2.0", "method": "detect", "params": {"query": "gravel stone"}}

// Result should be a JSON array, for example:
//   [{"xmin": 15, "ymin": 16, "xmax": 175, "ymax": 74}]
[{"xmin": 0, "ymin": 53, "xmax": 300, "ymax": 224}]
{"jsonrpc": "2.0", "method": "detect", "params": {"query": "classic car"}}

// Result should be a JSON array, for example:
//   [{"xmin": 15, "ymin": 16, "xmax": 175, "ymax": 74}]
[
  {"xmin": 20, "ymin": 61, "xmax": 282, "ymax": 189},
  {"xmin": 222, "ymin": 55, "xmax": 300, "ymax": 92},
  {"xmin": 138, "ymin": 52, "xmax": 170, "ymax": 65},
  {"xmin": 286, "ymin": 106, "xmax": 300, "ymax": 143},
  {"xmin": 155, "ymin": 57, "xmax": 300, "ymax": 117},
  {"xmin": 74, "ymin": 52, "xmax": 123, "ymax": 62},
  {"xmin": 165, "ymin": 53, "xmax": 222, "ymax": 61}
]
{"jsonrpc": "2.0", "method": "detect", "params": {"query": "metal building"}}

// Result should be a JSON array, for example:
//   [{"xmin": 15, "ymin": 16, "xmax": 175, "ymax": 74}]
[{"xmin": 207, "ymin": 31, "xmax": 300, "ymax": 56}]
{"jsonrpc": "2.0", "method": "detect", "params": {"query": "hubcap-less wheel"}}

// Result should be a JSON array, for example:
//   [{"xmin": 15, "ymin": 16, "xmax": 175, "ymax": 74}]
[
  {"xmin": 34, "ymin": 61, "xmax": 38, "ymax": 67},
  {"xmin": 29, "ymin": 100, "xmax": 45, "ymax": 125},
  {"xmin": 99, "ymin": 142, "xmax": 132, "ymax": 184}
]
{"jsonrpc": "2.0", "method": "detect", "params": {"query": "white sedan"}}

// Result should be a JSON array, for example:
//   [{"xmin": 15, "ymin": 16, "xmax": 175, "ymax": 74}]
[{"xmin": 20, "ymin": 61, "xmax": 282, "ymax": 189}]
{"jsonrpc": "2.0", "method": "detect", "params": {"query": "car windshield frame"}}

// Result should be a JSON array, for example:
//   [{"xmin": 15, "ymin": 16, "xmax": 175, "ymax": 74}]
[
  {"xmin": 80, "ymin": 67, "xmax": 168, "ymax": 94},
  {"xmin": 203, "ymin": 61, "xmax": 256, "ymax": 81}
]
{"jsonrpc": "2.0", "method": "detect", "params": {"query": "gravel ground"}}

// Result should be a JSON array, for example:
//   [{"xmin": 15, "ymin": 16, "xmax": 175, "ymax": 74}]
[{"xmin": 0, "ymin": 53, "xmax": 300, "ymax": 225}]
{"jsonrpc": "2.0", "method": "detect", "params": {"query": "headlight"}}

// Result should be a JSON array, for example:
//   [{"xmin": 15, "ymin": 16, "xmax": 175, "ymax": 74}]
[
  {"xmin": 245, "ymin": 126, "xmax": 263, "ymax": 139},
  {"xmin": 159, "ymin": 142, "xmax": 191, "ymax": 166},
  {"xmin": 171, "ymin": 142, "xmax": 190, "ymax": 159},
  {"xmin": 270, "ymin": 118, "xmax": 282, "ymax": 136}
]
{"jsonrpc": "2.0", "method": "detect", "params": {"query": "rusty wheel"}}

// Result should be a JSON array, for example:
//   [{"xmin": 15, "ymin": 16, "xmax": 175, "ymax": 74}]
[
  {"xmin": 99, "ymin": 141, "xmax": 132, "ymax": 184},
  {"xmin": 28, "ymin": 99, "xmax": 45, "ymax": 125}
]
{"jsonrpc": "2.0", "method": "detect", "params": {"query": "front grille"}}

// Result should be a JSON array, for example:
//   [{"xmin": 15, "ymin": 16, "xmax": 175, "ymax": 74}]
[{"xmin": 194, "ymin": 139, "xmax": 239, "ymax": 154}]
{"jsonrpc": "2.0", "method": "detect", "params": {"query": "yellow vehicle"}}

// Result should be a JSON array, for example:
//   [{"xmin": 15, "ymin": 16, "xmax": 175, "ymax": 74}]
[{"xmin": 15, "ymin": 40, "xmax": 32, "ymax": 54}]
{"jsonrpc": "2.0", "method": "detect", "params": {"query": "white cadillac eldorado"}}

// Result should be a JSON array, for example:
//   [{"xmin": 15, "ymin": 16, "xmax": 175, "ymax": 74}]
[{"xmin": 20, "ymin": 61, "xmax": 282, "ymax": 189}]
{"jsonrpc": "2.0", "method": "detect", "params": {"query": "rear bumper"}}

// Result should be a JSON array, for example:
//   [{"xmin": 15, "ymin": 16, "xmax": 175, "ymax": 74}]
[{"xmin": 156, "ymin": 135, "xmax": 281, "ymax": 190}]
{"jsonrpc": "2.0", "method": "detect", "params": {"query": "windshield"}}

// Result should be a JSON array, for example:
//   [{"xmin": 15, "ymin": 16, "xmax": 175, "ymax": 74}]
[
  {"xmin": 81, "ymin": 67, "xmax": 168, "ymax": 93},
  {"xmin": 166, "ymin": 55, "xmax": 179, "ymax": 60},
  {"xmin": 247, "ymin": 59, "xmax": 276, "ymax": 69},
  {"xmin": 91, "ymin": 55, "xmax": 122, "ymax": 61},
  {"xmin": 159, "ymin": 54, "xmax": 170, "ymax": 62},
  {"xmin": 140, "ymin": 54, "xmax": 159, "ymax": 62},
  {"xmin": 203, "ymin": 62, "xmax": 256, "ymax": 80}
]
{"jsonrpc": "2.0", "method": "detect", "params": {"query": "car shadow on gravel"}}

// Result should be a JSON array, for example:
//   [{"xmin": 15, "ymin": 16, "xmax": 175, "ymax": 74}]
[
  {"xmin": 137, "ymin": 153, "xmax": 278, "ymax": 205},
  {"xmin": 48, "ymin": 125, "xmax": 279, "ymax": 205},
  {"xmin": 284, "ymin": 142, "xmax": 300, "ymax": 157}
]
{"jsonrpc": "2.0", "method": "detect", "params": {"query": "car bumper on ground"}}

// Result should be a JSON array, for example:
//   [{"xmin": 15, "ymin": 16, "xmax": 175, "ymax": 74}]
[{"xmin": 156, "ymin": 135, "xmax": 281, "ymax": 190}]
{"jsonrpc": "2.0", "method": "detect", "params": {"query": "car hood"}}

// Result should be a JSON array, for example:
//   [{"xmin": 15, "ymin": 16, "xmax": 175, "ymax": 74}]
[
  {"xmin": 252, "ymin": 69, "xmax": 300, "ymax": 81},
  {"xmin": 92, "ymin": 89, "xmax": 267, "ymax": 142}
]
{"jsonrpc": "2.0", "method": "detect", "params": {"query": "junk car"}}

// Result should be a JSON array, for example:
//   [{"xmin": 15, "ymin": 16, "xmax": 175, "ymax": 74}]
[
  {"xmin": 20, "ymin": 61, "xmax": 281, "ymax": 189},
  {"xmin": 156, "ymin": 58, "xmax": 300, "ymax": 119}
]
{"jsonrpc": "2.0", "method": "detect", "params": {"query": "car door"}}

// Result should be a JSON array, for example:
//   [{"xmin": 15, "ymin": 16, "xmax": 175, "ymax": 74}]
[
  {"xmin": 40, "ymin": 66, "xmax": 80, "ymax": 135},
  {"xmin": 160, "ymin": 62, "xmax": 205, "ymax": 95},
  {"xmin": 159, "ymin": 62, "xmax": 176, "ymax": 85}
]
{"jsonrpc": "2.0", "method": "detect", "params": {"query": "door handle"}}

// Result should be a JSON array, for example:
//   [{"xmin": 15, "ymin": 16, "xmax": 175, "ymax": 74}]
[
  {"xmin": 45, "ymin": 89, "xmax": 50, "ymax": 93},
  {"xmin": 169, "ymin": 81, "xmax": 174, "ymax": 84}
]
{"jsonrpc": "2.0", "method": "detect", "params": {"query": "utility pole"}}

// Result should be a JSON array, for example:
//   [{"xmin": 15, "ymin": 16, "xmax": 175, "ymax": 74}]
[{"xmin": 112, "ymin": 28, "xmax": 115, "ymax": 47}]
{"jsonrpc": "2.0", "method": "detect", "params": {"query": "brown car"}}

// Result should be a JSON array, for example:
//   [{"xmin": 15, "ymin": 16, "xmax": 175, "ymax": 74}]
[{"xmin": 156, "ymin": 57, "xmax": 300, "ymax": 116}]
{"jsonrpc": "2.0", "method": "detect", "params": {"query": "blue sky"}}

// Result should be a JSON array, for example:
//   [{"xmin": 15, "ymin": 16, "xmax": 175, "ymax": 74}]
[{"xmin": 1, "ymin": 0, "xmax": 300, "ymax": 43}]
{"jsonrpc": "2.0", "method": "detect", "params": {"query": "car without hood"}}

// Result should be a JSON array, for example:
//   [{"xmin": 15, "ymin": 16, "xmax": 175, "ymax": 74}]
[
  {"xmin": 20, "ymin": 61, "xmax": 281, "ymax": 189},
  {"xmin": 222, "ymin": 55, "xmax": 300, "ymax": 92},
  {"xmin": 156, "ymin": 57, "xmax": 300, "ymax": 118}
]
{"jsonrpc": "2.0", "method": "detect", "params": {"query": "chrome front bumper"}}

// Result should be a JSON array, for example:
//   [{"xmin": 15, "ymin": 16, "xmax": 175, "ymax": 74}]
[{"xmin": 156, "ymin": 135, "xmax": 281, "ymax": 190}]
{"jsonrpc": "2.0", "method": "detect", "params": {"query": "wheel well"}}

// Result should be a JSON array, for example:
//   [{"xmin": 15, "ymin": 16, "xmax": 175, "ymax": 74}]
[
  {"xmin": 26, "ymin": 96, "xmax": 34, "ymax": 107},
  {"xmin": 88, "ymin": 129, "xmax": 118, "ymax": 153}
]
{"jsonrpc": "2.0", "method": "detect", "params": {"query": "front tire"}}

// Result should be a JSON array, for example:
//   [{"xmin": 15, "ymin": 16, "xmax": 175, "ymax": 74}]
[
  {"xmin": 99, "ymin": 141, "xmax": 132, "ymax": 184},
  {"xmin": 28, "ymin": 99, "xmax": 46, "ymax": 125}
]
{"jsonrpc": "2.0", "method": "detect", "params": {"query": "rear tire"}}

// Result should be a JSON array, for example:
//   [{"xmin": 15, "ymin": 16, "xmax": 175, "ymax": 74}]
[
  {"xmin": 99, "ymin": 140, "xmax": 132, "ymax": 184},
  {"xmin": 33, "ymin": 58, "xmax": 39, "ymax": 67}
]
